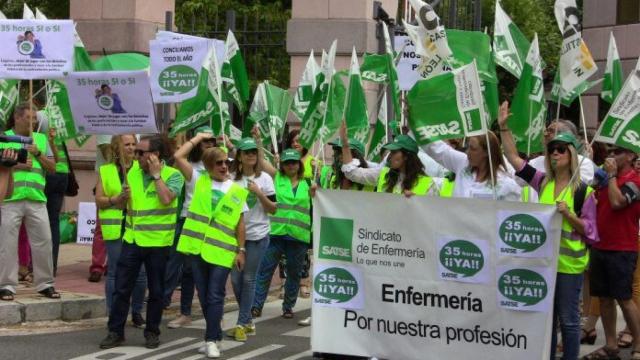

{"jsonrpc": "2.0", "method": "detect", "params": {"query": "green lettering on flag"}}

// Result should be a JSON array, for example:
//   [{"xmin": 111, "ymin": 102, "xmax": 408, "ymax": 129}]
[
  {"xmin": 508, "ymin": 34, "xmax": 546, "ymax": 155},
  {"xmin": 0, "ymin": 79, "xmax": 18, "ymax": 129},
  {"xmin": 344, "ymin": 48, "xmax": 370, "ymax": 144},
  {"xmin": 221, "ymin": 30, "xmax": 250, "ymax": 113},
  {"xmin": 602, "ymin": 32, "xmax": 624, "ymax": 104},
  {"xmin": 408, "ymin": 61, "xmax": 487, "ymax": 145},
  {"xmin": 319, "ymin": 217, "xmax": 353, "ymax": 262},
  {"xmin": 594, "ymin": 58, "xmax": 640, "ymax": 153},
  {"xmin": 493, "ymin": 0, "xmax": 530, "ymax": 78}
]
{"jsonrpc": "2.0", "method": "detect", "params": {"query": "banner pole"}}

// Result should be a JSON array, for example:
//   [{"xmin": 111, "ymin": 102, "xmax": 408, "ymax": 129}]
[
  {"xmin": 578, "ymin": 95, "xmax": 589, "ymax": 146},
  {"xmin": 29, "ymin": 79, "xmax": 33, "ymax": 137},
  {"xmin": 554, "ymin": 93, "xmax": 561, "ymax": 137}
]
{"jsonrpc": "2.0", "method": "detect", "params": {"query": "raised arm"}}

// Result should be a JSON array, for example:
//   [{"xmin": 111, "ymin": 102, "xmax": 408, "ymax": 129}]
[
  {"xmin": 174, "ymin": 132, "xmax": 213, "ymax": 181},
  {"xmin": 253, "ymin": 126, "xmax": 277, "ymax": 178},
  {"xmin": 497, "ymin": 101, "xmax": 525, "ymax": 172}
]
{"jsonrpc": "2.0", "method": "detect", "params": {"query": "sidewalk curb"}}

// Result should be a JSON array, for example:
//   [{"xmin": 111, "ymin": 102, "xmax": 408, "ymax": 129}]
[{"xmin": 0, "ymin": 292, "xmax": 105, "ymax": 326}]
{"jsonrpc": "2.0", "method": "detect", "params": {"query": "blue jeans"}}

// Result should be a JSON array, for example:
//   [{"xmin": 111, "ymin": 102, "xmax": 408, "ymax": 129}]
[
  {"xmin": 191, "ymin": 257, "xmax": 230, "ymax": 341},
  {"xmin": 108, "ymin": 242, "xmax": 168, "ymax": 337},
  {"xmin": 231, "ymin": 235, "xmax": 269, "ymax": 325},
  {"xmin": 105, "ymin": 240, "xmax": 146, "ymax": 316},
  {"xmin": 550, "ymin": 272, "xmax": 583, "ymax": 360},
  {"xmin": 253, "ymin": 235, "xmax": 308, "ymax": 312},
  {"xmin": 163, "ymin": 218, "xmax": 195, "ymax": 316},
  {"xmin": 44, "ymin": 172, "xmax": 68, "ymax": 275}
]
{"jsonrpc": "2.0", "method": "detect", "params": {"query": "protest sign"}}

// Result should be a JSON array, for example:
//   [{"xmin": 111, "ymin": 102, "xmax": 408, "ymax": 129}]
[
  {"xmin": 77, "ymin": 202, "xmax": 96, "ymax": 245},
  {"xmin": 0, "ymin": 19, "xmax": 74, "ymax": 79},
  {"xmin": 150, "ymin": 37, "xmax": 209, "ymax": 103},
  {"xmin": 66, "ymin": 70, "xmax": 158, "ymax": 135},
  {"xmin": 312, "ymin": 190, "xmax": 562, "ymax": 360}
]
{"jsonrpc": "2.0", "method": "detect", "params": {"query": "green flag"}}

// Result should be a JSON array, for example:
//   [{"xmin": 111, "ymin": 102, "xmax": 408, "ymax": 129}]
[
  {"xmin": 508, "ymin": 34, "xmax": 546, "ymax": 155},
  {"xmin": 360, "ymin": 53, "xmax": 390, "ymax": 84},
  {"xmin": 0, "ymin": 79, "xmax": 18, "ymax": 129},
  {"xmin": 221, "ymin": 30, "xmax": 250, "ymax": 113},
  {"xmin": 602, "ymin": 32, "xmax": 624, "ymax": 104},
  {"xmin": 171, "ymin": 45, "xmax": 224, "ymax": 137},
  {"xmin": 246, "ymin": 82, "xmax": 293, "ymax": 148},
  {"xmin": 318, "ymin": 71, "xmax": 347, "ymax": 143},
  {"xmin": 493, "ymin": 0, "xmax": 530, "ymax": 78},
  {"xmin": 292, "ymin": 50, "xmax": 320, "ymax": 121},
  {"xmin": 367, "ymin": 93, "xmax": 388, "ymax": 162},
  {"xmin": 594, "ymin": 58, "xmax": 640, "ymax": 152},
  {"xmin": 298, "ymin": 40, "xmax": 336, "ymax": 149},
  {"xmin": 344, "ymin": 48, "xmax": 370, "ymax": 143},
  {"xmin": 551, "ymin": 72, "xmax": 602, "ymax": 107},
  {"xmin": 408, "ymin": 61, "xmax": 487, "ymax": 145}
]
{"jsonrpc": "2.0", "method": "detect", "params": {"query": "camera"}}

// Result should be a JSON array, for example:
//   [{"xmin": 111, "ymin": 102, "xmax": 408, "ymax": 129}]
[{"xmin": 0, "ymin": 134, "xmax": 32, "ymax": 167}]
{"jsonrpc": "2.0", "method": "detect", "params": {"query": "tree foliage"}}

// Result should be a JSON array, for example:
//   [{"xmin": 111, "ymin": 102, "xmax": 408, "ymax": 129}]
[{"xmin": 0, "ymin": 0, "xmax": 69, "ymax": 19}]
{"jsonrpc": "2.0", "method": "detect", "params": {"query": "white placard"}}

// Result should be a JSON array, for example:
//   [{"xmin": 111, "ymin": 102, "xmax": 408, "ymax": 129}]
[
  {"xmin": 394, "ymin": 35, "xmax": 421, "ymax": 91},
  {"xmin": 496, "ymin": 210, "xmax": 554, "ymax": 258},
  {"xmin": 149, "ymin": 37, "xmax": 209, "ymax": 103},
  {"xmin": 77, "ymin": 202, "xmax": 96, "ymax": 245},
  {"xmin": 66, "ymin": 70, "xmax": 158, "ymax": 135},
  {"xmin": 0, "ymin": 19, "xmax": 74, "ymax": 79}
]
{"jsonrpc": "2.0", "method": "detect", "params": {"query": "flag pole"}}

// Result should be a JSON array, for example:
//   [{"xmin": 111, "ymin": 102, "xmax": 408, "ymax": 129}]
[
  {"xmin": 29, "ymin": 79, "xmax": 33, "ymax": 137},
  {"xmin": 471, "ymin": 59, "xmax": 497, "ymax": 200},
  {"xmin": 578, "ymin": 95, "xmax": 589, "ymax": 146}
]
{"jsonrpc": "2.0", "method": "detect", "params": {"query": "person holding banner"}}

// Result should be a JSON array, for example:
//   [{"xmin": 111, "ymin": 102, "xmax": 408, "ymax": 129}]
[
  {"xmin": 95, "ymin": 134, "xmax": 147, "ymax": 328},
  {"xmin": 164, "ymin": 126, "xmax": 217, "ymax": 330},
  {"xmin": 498, "ymin": 101, "xmax": 598, "ymax": 360},
  {"xmin": 339, "ymin": 123, "xmax": 438, "ymax": 196},
  {"xmin": 252, "ymin": 148, "xmax": 316, "ymax": 319},
  {"xmin": 419, "ymin": 130, "xmax": 521, "ymax": 201},
  {"xmin": 0, "ymin": 103, "xmax": 59, "ymax": 301},
  {"xmin": 176, "ymin": 147, "xmax": 248, "ymax": 358},
  {"xmin": 100, "ymin": 135, "xmax": 183, "ymax": 350},
  {"xmin": 226, "ymin": 137, "xmax": 276, "ymax": 342}
]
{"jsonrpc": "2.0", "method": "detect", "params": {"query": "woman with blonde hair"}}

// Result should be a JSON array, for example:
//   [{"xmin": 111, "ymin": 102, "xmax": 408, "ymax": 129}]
[
  {"xmin": 498, "ymin": 101, "xmax": 597, "ymax": 360},
  {"xmin": 95, "ymin": 134, "xmax": 147, "ymax": 327}
]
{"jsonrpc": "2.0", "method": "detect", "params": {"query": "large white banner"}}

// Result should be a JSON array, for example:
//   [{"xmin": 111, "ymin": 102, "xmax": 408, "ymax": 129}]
[
  {"xmin": 149, "ymin": 37, "xmax": 209, "ymax": 103},
  {"xmin": 312, "ymin": 191, "xmax": 562, "ymax": 360},
  {"xmin": 66, "ymin": 70, "xmax": 158, "ymax": 135},
  {"xmin": 0, "ymin": 20, "xmax": 74, "ymax": 79},
  {"xmin": 77, "ymin": 202, "xmax": 96, "ymax": 245}
]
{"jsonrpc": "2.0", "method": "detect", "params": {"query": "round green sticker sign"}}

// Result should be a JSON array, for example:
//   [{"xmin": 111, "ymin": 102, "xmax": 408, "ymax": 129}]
[
  {"xmin": 498, "ymin": 269, "xmax": 547, "ymax": 306},
  {"xmin": 439, "ymin": 240, "xmax": 484, "ymax": 277},
  {"xmin": 499, "ymin": 214, "xmax": 546, "ymax": 252},
  {"xmin": 159, "ymin": 65, "xmax": 199, "ymax": 94},
  {"xmin": 97, "ymin": 95, "xmax": 114, "ymax": 110},
  {"xmin": 314, "ymin": 267, "xmax": 358, "ymax": 303},
  {"xmin": 18, "ymin": 41, "xmax": 34, "ymax": 55}
]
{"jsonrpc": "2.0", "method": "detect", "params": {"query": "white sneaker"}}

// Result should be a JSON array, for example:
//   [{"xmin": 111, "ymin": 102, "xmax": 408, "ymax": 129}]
[
  {"xmin": 205, "ymin": 341, "xmax": 221, "ymax": 358},
  {"xmin": 298, "ymin": 316, "xmax": 311, "ymax": 326}
]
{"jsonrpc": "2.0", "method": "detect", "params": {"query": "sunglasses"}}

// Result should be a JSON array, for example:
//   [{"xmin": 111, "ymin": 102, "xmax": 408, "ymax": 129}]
[
  {"xmin": 214, "ymin": 160, "xmax": 232, "ymax": 167},
  {"xmin": 134, "ymin": 149, "xmax": 154, "ymax": 157},
  {"xmin": 547, "ymin": 144, "xmax": 568, "ymax": 155},
  {"xmin": 609, "ymin": 148, "xmax": 627, "ymax": 155}
]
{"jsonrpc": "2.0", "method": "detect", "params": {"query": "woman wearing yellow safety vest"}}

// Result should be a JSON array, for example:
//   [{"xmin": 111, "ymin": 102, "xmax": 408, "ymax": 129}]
[
  {"xmin": 339, "ymin": 122, "xmax": 439, "ymax": 196},
  {"xmin": 176, "ymin": 147, "xmax": 248, "ymax": 358},
  {"xmin": 285, "ymin": 129, "xmax": 320, "ymax": 180},
  {"xmin": 498, "ymin": 101, "xmax": 598, "ymax": 360},
  {"xmin": 165, "ymin": 126, "xmax": 217, "ymax": 329},
  {"xmin": 252, "ymin": 148, "xmax": 317, "ymax": 319},
  {"xmin": 418, "ymin": 128, "xmax": 521, "ymax": 201},
  {"xmin": 321, "ymin": 136, "xmax": 375, "ymax": 191},
  {"xmin": 225, "ymin": 137, "xmax": 277, "ymax": 342},
  {"xmin": 95, "ymin": 135, "xmax": 146, "ymax": 327}
]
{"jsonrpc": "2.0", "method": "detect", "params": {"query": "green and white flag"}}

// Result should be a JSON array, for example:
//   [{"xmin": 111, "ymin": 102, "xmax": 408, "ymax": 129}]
[
  {"xmin": 0, "ymin": 79, "xmax": 18, "ymax": 129},
  {"xmin": 594, "ymin": 58, "xmax": 640, "ymax": 152},
  {"xmin": 367, "ymin": 93, "xmax": 388, "ymax": 162},
  {"xmin": 493, "ymin": 0, "xmax": 530, "ymax": 78},
  {"xmin": 317, "ymin": 71, "xmax": 347, "ymax": 143},
  {"xmin": 408, "ymin": 61, "xmax": 486, "ymax": 145},
  {"xmin": 555, "ymin": 0, "xmax": 598, "ymax": 94},
  {"xmin": 404, "ymin": 0, "xmax": 452, "ymax": 80},
  {"xmin": 508, "ymin": 34, "xmax": 546, "ymax": 155},
  {"xmin": 292, "ymin": 50, "xmax": 320, "ymax": 121},
  {"xmin": 299, "ymin": 40, "xmax": 336, "ymax": 149},
  {"xmin": 344, "ymin": 48, "xmax": 370, "ymax": 143},
  {"xmin": 602, "ymin": 32, "xmax": 624, "ymax": 104},
  {"xmin": 246, "ymin": 81, "xmax": 292, "ymax": 148},
  {"xmin": 221, "ymin": 30, "xmax": 250, "ymax": 113},
  {"xmin": 171, "ymin": 43, "xmax": 225, "ymax": 137},
  {"xmin": 551, "ymin": 72, "xmax": 602, "ymax": 107}
]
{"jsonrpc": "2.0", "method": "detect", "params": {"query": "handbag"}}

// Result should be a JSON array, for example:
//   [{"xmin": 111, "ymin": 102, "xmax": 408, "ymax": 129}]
[{"xmin": 62, "ymin": 143, "xmax": 79, "ymax": 197}]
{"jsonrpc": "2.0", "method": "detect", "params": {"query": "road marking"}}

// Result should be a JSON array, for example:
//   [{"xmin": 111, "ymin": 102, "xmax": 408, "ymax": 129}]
[
  {"xmin": 281, "ymin": 350, "xmax": 313, "ymax": 360},
  {"xmin": 149, "ymin": 341, "xmax": 202, "ymax": 359},
  {"xmin": 177, "ymin": 340, "xmax": 245, "ymax": 360},
  {"xmin": 226, "ymin": 344, "xmax": 286, "ymax": 360},
  {"xmin": 69, "ymin": 337, "xmax": 196, "ymax": 360},
  {"xmin": 282, "ymin": 326, "xmax": 310, "ymax": 338}
]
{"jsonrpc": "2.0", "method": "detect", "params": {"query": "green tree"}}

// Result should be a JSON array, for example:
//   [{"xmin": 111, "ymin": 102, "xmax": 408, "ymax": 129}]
[{"xmin": 0, "ymin": 0, "xmax": 69, "ymax": 19}]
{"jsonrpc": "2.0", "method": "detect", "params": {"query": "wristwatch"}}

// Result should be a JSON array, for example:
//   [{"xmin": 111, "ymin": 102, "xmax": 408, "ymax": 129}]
[
  {"xmin": 152, "ymin": 175, "xmax": 161, "ymax": 181},
  {"xmin": 238, "ymin": 247, "xmax": 246, "ymax": 253},
  {"xmin": 34, "ymin": 151, "xmax": 42, "ymax": 158}
]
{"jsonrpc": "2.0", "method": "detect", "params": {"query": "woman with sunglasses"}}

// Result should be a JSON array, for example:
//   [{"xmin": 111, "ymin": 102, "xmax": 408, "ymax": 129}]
[
  {"xmin": 177, "ymin": 147, "xmax": 248, "ymax": 358},
  {"xmin": 339, "ymin": 122, "xmax": 438, "ymax": 196},
  {"xmin": 95, "ymin": 134, "xmax": 147, "ymax": 327},
  {"xmin": 224, "ymin": 137, "xmax": 277, "ymax": 342},
  {"xmin": 498, "ymin": 101, "xmax": 597, "ymax": 360},
  {"xmin": 252, "ymin": 147, "xmax": 317, "ymax": 319},
  {"xmin": 165, "ymin": 126, "xmax": 218, "ymax": 329}
]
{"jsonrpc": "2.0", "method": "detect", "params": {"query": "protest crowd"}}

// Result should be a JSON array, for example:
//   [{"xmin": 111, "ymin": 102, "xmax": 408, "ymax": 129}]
[{"xmin": 2, "ymin": 0, "xmax": 640, "ymax": 359}]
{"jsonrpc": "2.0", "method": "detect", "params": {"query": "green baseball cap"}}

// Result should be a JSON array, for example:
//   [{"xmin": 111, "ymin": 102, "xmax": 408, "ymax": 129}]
[
  {"xmin": 383, "ymin": 135, "xmax": 419, "ymax": 154},
  {"xmin": 236, "ymin": 137, "xmax": 258, "ymax": 151},
  {"xmin": 328, "ymin": 138, "xmax": 342, "ymax": 147},
  {"xmin": 280, "ymin": 148, "xmax": 301, "ymax": 162},
  {"xmin": 548, "ymin": 133, "xmax": 580, "ymax": 150},
  {"xmin": 328, "ymin": 138, "xmax": 365, "ymax": 155},
  {"xmin": 194, "ymin": 125, "xmax": 213, "ymax": 135}
]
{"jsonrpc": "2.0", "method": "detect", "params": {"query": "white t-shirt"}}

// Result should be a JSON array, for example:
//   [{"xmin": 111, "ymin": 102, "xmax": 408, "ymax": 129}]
[
  {"xmin": 233, "ymin": 172, "xmax": 275, "ymax": 241},
  {"xmin": 180, "ymin": 161, "xmax": 206, "ymax": 218},
  {"xmin": 94, "ymin": 135, "xmax": 112, "ymax": 172}
]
